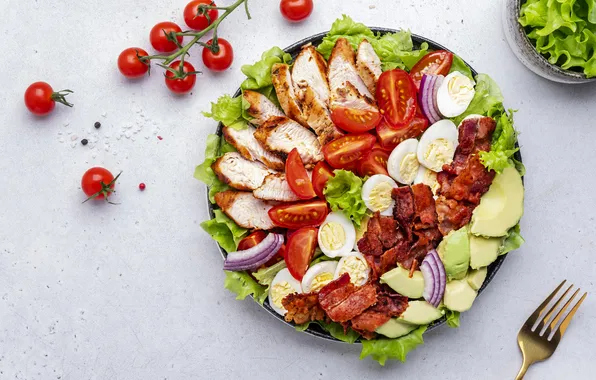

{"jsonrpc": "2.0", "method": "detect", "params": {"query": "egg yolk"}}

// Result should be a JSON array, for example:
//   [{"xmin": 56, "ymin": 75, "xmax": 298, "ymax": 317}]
[
  {"xmin": 339, "ymin": 256, "xmax": 368, "ymax": 285},
  {"xmin": 310, "ymin": 272, "xmax": 334, "ymax": 292},
  {"xmin": 447, "ymin": 75, "xmax": 475, "ymax": 105},
  {"xmin": 424, "ymin": 138, "xmax": 455, "ymax": 171},
  {"xmin": 422, "ymin": 169, "xmax": 440, "ymax": 195},
  {"xmin": 400, "ymin": 153, "xmax": 420, "ymax": 184},
  {"xmin": 367, "ymin": 181, "xmax": 394, "ymax": 211},
  {"xmin": 320, "ymin": 222, "xmax": 346, "ymax": 251},
  {"xmin": 271, "ymin": 281, "xmax": 295, "ymax": 310}
]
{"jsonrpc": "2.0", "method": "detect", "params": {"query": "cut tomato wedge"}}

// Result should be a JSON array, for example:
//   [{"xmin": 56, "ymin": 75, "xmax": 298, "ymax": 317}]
[
  {"xmin": 322, "ymin": 133, "xmax": 376, "ymax": 169},
  {"xmin": 376, "ymin": 115, "xmax": 429, "ymax": 151},
  {"xmin": 311, "ymin": 161, "xmax": 335, "ymax": 199},
  {"xmin": 330, "ymin": 106, "xmax": 382, "ymax": 134},
  {"xmin": 286, "ymin": 148, "xmax": 316, "ymax": 199},
  {"xmin": 376, "ymin": 69, "xmax": 418, "ymax": 129},
  {"xmin": 285, "ymin": 227, "xmax": 318, "ymax": 281},
  {"xmin": 268, "ymin": 199, "xmax": 329, "ymax": 229},
  {"xmin": 358, "ymin": 148, "xmax": 390, "ymax": 177},
  {"xmin": 409, "ymin": 50, "xmax": 454, "ymax": 89}
]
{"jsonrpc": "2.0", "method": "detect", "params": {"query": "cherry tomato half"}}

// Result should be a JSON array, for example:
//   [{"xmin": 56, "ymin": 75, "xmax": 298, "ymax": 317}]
[
  {"xmin": 330, "ymin": 105, "xmax": 382, "ymax": 134},
  {"xmin": 184, "ymin": 0, "xmax": 219, "ymax": 30},
  {"xmin": 376, "ymin": 114, "xmax": 430, "ymax": 151},
  {"xmin": 268, "ymin": 199, "xmax": 328, "ymax": 229},
  {"xmin": 285, "ymin": 227, "xmax": 318, "ymax": 281},
  {"xmin": 81, "ymin": 167, "xmax": 119, "ymax": 201},
  {"xmin": 358, "ymin": 148, "xmax": 389, "ymax": 177},
  {"xmin": 149, "ymin": 21, "xmax": 183, "ymax": 53},
  {"xmin": 311, "ymin": 161, "xmax": 335, "ymax": 199},
  {"xmin": 202, "ymin": 38, "xmax": 234, "ymax": 72},
  {"xmin": 409, "ymin": 50, "xmax": 454, "ymax": 89},
  {"xmin": 118, "ymin": 47, "xmax": 150, "ymax": 79},
  {"xmin": 322, "ymin": 133, "xmax": 376, "ymax": 169},
  {"xmin": 377, "ymin": 69, "xmax": 418, "ymax": 129},
  {"xmin": 280, "ymin": 0, "xmax": 314, "ymax": 22},
  {"xmin": 286, "ymin": 148, "xmax": 316, "ymax": 199},
  {"xmin": 164, "ymin": 61, "xmax": 197, "ymax": 94}
]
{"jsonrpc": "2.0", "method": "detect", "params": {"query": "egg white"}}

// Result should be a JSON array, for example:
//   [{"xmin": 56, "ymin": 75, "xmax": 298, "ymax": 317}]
[
  {"xmin": 417, "ymin": 119, "xmax": 459, "ymax": 172},
  {"xmin": 361, "ymin": 174, "xmax": 399, "ymax": 216},
  {"xmin": 334, "ymin": 251, "xmax": 370, "ymax": 286},
  {"xmin": 268, "ymin": 268, "xmax": 302, "ymax": 316},
  {"xmin": 318, "ymin": 212, "xmax": 356, "ymax": 258},
  {"xmin": 414, "ymin": 165, "xmax": 440, "ymax": 196},
  {"xmin": 436, "ymin": 71, "xmax": 476, "ymax": 118},
  {"xmin": 387, "ymin": 139, "xmax": 420, "ymax": 185},
  {"xmin": 301, "ymin": 261, "xmax": 339, "ymax": 293}
]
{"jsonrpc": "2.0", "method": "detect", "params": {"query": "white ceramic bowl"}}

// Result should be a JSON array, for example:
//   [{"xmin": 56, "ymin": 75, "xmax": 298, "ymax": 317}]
[{"xmin": 502, "ymin": 0, "xmax": 596, "ymax": 84}]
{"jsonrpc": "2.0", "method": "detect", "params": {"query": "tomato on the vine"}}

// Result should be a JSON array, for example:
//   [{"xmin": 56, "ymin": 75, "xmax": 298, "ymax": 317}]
[
  {"xmin": 118, "ymin": 47, "xmax": 150, "ymax": 78},
  {"xmin": 376, "ymin": 69, "xmax": 418, "ymax": 129},
  {"xmin": 81, "ymin": 167, "xmax": 121, "ymax": 203},
  {"xmin": 149, "ymin": 21, "xmax": 183, "ymax": 53},
  {"xmin": 184, "ymin": 0, "xmax": 219, "ymax": 30},
  {"xmin": 24, "ymin": 82, "xmax": 73, "ymax": 116},
  {"xmin": 202, "ymin": 38, "xmax": 234, "ymax": 72},
  {"xmin": 409, "ymin": 50, "xmax": 454, "ymax": 89},
  {"xmin": 280, "ymin": 0, "xmax": 313, "ymax": 22},
  {"xmin": 164, "ymin": 61, "xmax": 198, "ymax": 94}
]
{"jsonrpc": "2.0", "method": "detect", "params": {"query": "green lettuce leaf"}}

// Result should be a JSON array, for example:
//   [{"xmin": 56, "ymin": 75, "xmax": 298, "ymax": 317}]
[
  {"xmin": 449, "ymin": 54, "xmax": 474, "ymax": 81},
  {"xmin": 200, "ymin": 210, "xmax": 248, "ymax": 253},
  {"xmin": 193, "ymin": 134, "xmax": 235, "ymax": 203},
  {"xmin": 446, "ymin": 310, "xmax": 461, "ymax": 328},
  {"xmin": 202, "ymin": 94, "xmax": 247, "ymax": 128},
  {"xmin": 317, "ymin": 15, "xmax": 375, "ymax": 59},
  {"xmin": 252, "ymin": 260, "xmax": 286, "ymax": 287},
  {"xmin": 223, "ymin": 270, "xmax": 268, "ymax": 304},
  {"xmin": 452, "ymin": 74, "xmax": 504, "ymax": 125},
  {"xmin": 360, "ymin": 325, "xmax": 427, "ymax": 365},
  {"xmin": 323, "ymin": 170, "xmax": 368, "ymax": 227},
  {"xmin": 295, "ymin": 320, "xmax": 360, "ymax": 343},
  {"xmin": 499, "ymin": 224, "xmax": 525, "ymax": 255},
  {"xmin": 479, "ymin": 109, "xmax": 522, "ymax": 174},
  {"xmin": 241, "ymin": 47, "xmax": 292, "ymax": 98}
]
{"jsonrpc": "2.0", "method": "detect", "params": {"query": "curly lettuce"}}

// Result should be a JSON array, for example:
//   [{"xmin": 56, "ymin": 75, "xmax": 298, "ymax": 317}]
[
  {"xmin": 202, "ymin": 94, "xmax": 246, "ymax": 129},
  {"xmin": 200, "ymin": 210, "xmax": 248, "ymax": 254},
  {"xmin": 499, "ymin": 224, "xmax": 525, "ymax": 255},
  {"xmin": 446, "ymin": 310, "xmax": 461, "ymax": 328},
  {"xmin": 323, "ymin": 170, "xmax": 368, "ymax": 227},
  {"xmin": 193, "ymin": 134, "xmax": 237, "ymax": 203},
  {"xmin": 296, "ymin": 320, "xmax": 360, "ymax": 343},
  {"xmin": 360, "ymin": 326, "xmax": 428, "ymax": 365},
  {"xmin": 449, "ymin": 54, "xmax": 474, "ymax": 81},
  {"xmin": 241, "ymin": 47, "xmax": 292, "ymax": 99},
  {"xmin": 224, "ymin": 271, "xmax": 268, "ymax": 305},
  {"xmin": 252, "ymin": 260, "xmax": 286, "ymax": 288}
]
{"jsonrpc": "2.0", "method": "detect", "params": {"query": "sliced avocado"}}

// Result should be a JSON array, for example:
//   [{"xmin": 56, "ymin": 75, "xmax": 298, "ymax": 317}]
[
  {"xmin": 437, "ymin": 226, "xmax": 470, "ymax": 280},
  {"xmin": 467, "ymin": 267, "xmax": 487, "ymax": 291},
  {"xmin": 471, "ymin": 167, "xmax": 524, "ymax": 237},
  {"xmin": 380, "ymin": 265, "xmax": 425, "ymax": 299},
  {"xmin": 443, "ymin": 280, "xmax": 478, "ymax": 312},
  {"xmin": 469, "ymin": 235, "xmax": 502, "ymax": 269},
  {"xmin": 400, "ymin": 300, "xmax": 445, "ymax": 324},
  {"xmin": 375, "ymin": 318, "xmax": 418, "ymax": 338}
]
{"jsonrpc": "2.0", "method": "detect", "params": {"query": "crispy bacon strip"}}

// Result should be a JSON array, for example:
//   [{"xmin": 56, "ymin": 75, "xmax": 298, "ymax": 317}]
[
  {"xmin": 282, "ymin": 292, "xmax": 326, "ymax": 325},
  {"xmin": 350, "ymin": 290, "xmax": 409, "ymax": 336},
  {"xmin": 357, "ymin": 213, "xmax": 401, "ymax": 257},
  {"xmin": 318, "ymin": 274, "xmax": 378, "ymax": 323}
]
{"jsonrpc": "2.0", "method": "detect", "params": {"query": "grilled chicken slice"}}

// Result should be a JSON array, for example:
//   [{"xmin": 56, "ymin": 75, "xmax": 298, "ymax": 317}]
[
  {"xmin": 223, "ymin": 126, "xmax": 285, "ymax": 171},
  {"xmin": 254, "ymin": 116, "xmax": 324, "ymax": 166},
  {"xmin": 253, "ymin": 173, "xmax": 301, "ymax": 202},
  {"xmin": 243, "ymin": 90, "xmax": 284, "ymax": 126},
  {"xmin": 211, "ymin": 152, "xmax": 274, "ymax": 191},
  {"xmin": 356, "ymin": 39, "xmax": 382, "ymax": 95},
  {"xmin": 271, "ymin": 63, "xmax": 307, "ymax": 126},
  {"xmin": 215, "ymin": 191, "xmax": 276, "ymax": 230}
]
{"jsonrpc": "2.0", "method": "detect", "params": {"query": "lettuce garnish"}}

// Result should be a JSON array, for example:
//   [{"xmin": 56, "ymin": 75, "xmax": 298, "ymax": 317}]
[
  {"xmin": 360, "ymin": 326, "xmax": 428, "ymax": 365},
  {"xmin": 323, "ymin": 169, "xmax": 368, "ymax": 227}
]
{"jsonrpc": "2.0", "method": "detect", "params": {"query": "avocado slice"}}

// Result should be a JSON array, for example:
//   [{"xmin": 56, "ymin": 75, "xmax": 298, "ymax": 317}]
[
  {"xmin": 469, "ymin": 235, "xmax": 502, "ymax": 269},
  {"xmin": 380, "ymin": 265, "xmax": 425, "ymax": 299},
  {"xmin": 400, "ymin": 300, "xmax": 445, "ymax": 325},
  {"xmin": 443, "ymin": 280, "xmax": 478, "ymax": 312},
  {"xmin": 467, "ymin": 267, "xmax": 487, "ymax": 291},
  {"xmin": 471, "ymin": 167, "xmax": 524, "ymax": 237},
  {"xmin": 437, "ymin": 226, "xmax": 470, "ymax": 280},
  {"xmin": 375, "ymin": 318, "xmax": 418, "ymax": 338}
]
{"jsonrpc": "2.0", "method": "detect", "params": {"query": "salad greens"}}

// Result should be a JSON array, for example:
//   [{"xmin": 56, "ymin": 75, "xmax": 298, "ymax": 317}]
[
  {"xmin": 224, "ymin": 270, "xmax": 268, "ymax": 304},
  {"xmin": 296, "ymin": 320, "xmax": 361, "ymax": 344},
  {"xmin": 194, "ymin": 134, "xmax": 235, "ymax": 203},
  {"xmin": 253, "ymin": 260, "xmax": 287, "ymax": 287},
  {"xmin": 499, "ymin": 224, "xmax": 525, "ymax": 256},
  {"xmin": 202, "ymin": 94, "xmax": 248, "ymax": 130},
  {"xmin": 360, "ymin": 326, "xmax": 428, "ymax": 365},
  {"xmin": 323, "ymin": 170, "xmax": 368, "ymax": 227},
  {"xmin": 519, "ymin": 0, "xmax": 596, "ymax": 77},
  {"xmin": 446, "ymin": 310, "xmax": 461, "ymax": 328},
  {"xmin": 449, "ymin": 55, "xmax": 474, "ymax": 80},
  {"xmin": 200, "ymin": 210, "xmax": 248, "ymax": 253},
  {"xmin": 241, "ymin": 47, "xmax": 293, "ymax": 100}
]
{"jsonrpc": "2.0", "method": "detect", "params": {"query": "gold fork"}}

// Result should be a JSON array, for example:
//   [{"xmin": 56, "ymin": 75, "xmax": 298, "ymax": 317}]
[{"xmin": 515, "ymin": 280, "xmax": 587, "ymax": 379}]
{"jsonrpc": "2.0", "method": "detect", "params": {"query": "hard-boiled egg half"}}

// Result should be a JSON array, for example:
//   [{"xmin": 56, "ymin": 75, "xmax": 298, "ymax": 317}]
[
  {"xmin": 414, "ymin": 165, "xmax": 440, "ymax": 195},
  {"xmin": 361, "ymin": 174, "xmax": 399, "ymax": 216},
  {"xmin": 334, "ymin": 251, "xmax": 370, "ymax": 286},
  {"xmin": 387, "ymin": 139, "xmax": 420, "ymax": 185},
  {"xmin": 417, "ymin": 119, "xmax": 459, "ymax": 172},
  {"xmin": 302, "ymin": 261, "xmax": 339, "ymax": 293},
  {"xmin": 436, "ymin": 71, "xmax": 476, "ymax": 118},
  {"xmin": 318, "ymin": 212, "xmax": 356, "ymax": 258},
  {"xmin": 269, "ymin": 268, "xmax": 302, "ymax": 316}
]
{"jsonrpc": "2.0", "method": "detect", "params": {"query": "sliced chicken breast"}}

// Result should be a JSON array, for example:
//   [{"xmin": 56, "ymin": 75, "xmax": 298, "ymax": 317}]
[
  {"xmin": 223, "ymin": 126, "xmax": 285, "ymax": 171},
  {"xmin": 356, "ymin": 39, "xmax": 382, "ymax": 95},
  {"xmin": 253, "ymin": 173, "xmax": 301, "ymax": 202},
  {"xmin": 243, "ymin": 90, "xmax": 284, "ymax": 126},
  {"xmin": 301, "ymin": 86, "xmax": 344, "ymax": 145},
  {"xmin": 215, "ymin": 191, "xmax": 276, "ymax": 230},
  {"xmin": 327, "ymin": 38, "xmax": 374, "ymax": 100},
  {"xmin": 211, "ymin": 152, "xmax": 274, "ymax": 191},
  {"xmin": 254, "ymin": 116, "xmax": 324, "ymax": 166},
  {"xmin": 271, "ymin": 63, "xmax": 307, "ymax": 126}
]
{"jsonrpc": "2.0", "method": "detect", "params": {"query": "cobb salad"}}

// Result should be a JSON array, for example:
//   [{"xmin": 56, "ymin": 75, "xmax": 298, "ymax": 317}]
[{"xmin": 196, "ymin": 16, "xmax": 526, "ymax": 365}]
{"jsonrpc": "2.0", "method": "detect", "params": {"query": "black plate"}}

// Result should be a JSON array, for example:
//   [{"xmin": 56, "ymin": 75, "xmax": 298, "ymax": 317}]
[{"xmin": 207, "ymin": 28, "xmax": 523, "ymax": 343}]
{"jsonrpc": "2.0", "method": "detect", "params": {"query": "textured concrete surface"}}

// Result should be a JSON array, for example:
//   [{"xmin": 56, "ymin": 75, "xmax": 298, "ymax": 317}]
[{"xmin": 1, "ymin": 0, "xmax": 595, "ymax": 379}]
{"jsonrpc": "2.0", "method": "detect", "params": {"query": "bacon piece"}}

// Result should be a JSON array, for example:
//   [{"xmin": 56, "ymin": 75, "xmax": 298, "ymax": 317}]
[
  {"xmin": 282, "ymin": 292, "xmax": 326, "ymax": 325},
  {"xmin": 393, "ymin": 187, "xmax": 415, "ymax": 238},
  {"xmin": 436, "ymin": 196, "xmax": 474, "ymax": 235},
  {"xmin": 318, "ymin": 272, "xmax": 351, "ymax": 301},
  {"xmin": 324, "ymin": 284, "xmax": 377, "ymax": 322},
  {"xmin": 411, "ymin": 183, "xmax": 439, "ymax": 229},
  {"xmin": 366, "ymin": 241, "xmax": 408, "ymax": 280},
  {"xmin": 357, "ymin": 213, "xmax": 401, "ymax": 257},
  {"xmin": 350, "ymin": 290, "xmax": 409, "ymax": 336},
  {"xmin": 442, "ymin": 156, "xmax": 495, "ymax": 205}
]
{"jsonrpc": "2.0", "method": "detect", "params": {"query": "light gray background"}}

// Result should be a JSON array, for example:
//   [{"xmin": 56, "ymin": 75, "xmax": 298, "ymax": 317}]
[{"xmin": 1, "ymin": 0, "xmax": 594, "ymax": 379}]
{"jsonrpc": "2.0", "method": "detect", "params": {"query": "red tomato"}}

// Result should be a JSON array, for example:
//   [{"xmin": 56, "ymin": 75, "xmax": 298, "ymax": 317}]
[
  {"xmin": 268, "ymin": 200, "xmax": 328, "ymax": 229},
  {"xmin": 202, "ymin": 38, "xmax": 234, "ymax": 72},
  {"xmin": 330, "ymin": 106, "xmax": 382, "ymax": 133},
  {"xmin": 237, "ymin": 231, "xmax": 267, "ymax": 251},
  {"xmin": 322, "ymin": 133, "xmax": 376, "ymax": 169},
  {"xmin": 311, "ymin": 162, "xmax": 334, "ymax": 199},
  {"xmin": 285, "ymin": 227, "xmax": 318, "ymax": 280},
  {"xmin": 280, "ymin": 0, "xmax": 313, "ymax": 22},
  {"xmin": 184, "ymin": 0, "xmax": 219, "ymax": 30},
  {"xmin": 24, "ymin": 82, "xmax": 73, "ymax": 116},
  {"xmin": 377, "ymin": 69, "xmax": 418, "ymax": 129},
  {"xmin": 164, "ymin": 61, "xmax": 197, "ymax": 94},
  {"xmin": 117, "ymin": 47, "xmax": 150, "ymax": 79},
  {"xmin": 149, "ymin": 21, "xmax": 183, "ymax": 53},
  {"xmin": 377, "ymin": 115, "xmax": 429, "ymax": 151},
  {"xmin": 81, "ymin": 167, "xmax": 120, "ymax": 202},
  {"xmin": 286, "ymin": 148, "xmax": 316, "ymax": 199},
  {"xmin": 358, "ymin": 149, "xmax": 390, "ymax": 177},
  {"xmin": 409, "ymin": 50, "xmax": 454, "ymax": 89}
]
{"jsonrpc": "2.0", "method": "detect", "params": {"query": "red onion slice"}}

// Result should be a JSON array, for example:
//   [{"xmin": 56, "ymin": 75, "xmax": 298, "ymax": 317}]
[
  {"xmin": 421, "ymin": 249, "xmax": 446, "ymax": 307},
  {"xmin": 420, "ymin": 261, "xmax": 436, "ymax": 305},
  {"xmin": 223, "ymin": 233, "xmax": 283, "ymax": 271}
]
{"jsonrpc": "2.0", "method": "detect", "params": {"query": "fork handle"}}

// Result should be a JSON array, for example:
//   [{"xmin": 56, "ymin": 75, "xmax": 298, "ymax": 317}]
[{"xmin": 515, "ymin": 357, "xmax": 531, "ymax": 380}]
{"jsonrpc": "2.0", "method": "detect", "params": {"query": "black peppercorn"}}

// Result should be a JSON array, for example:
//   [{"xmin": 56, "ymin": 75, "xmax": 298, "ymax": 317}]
[
  {"xmin": 81, "ymin": 139, "xmax": 88, "ymax": 146},
  {"xmin": 94, "ymin": 121, "xmax": 101, "ymax": 129}
]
